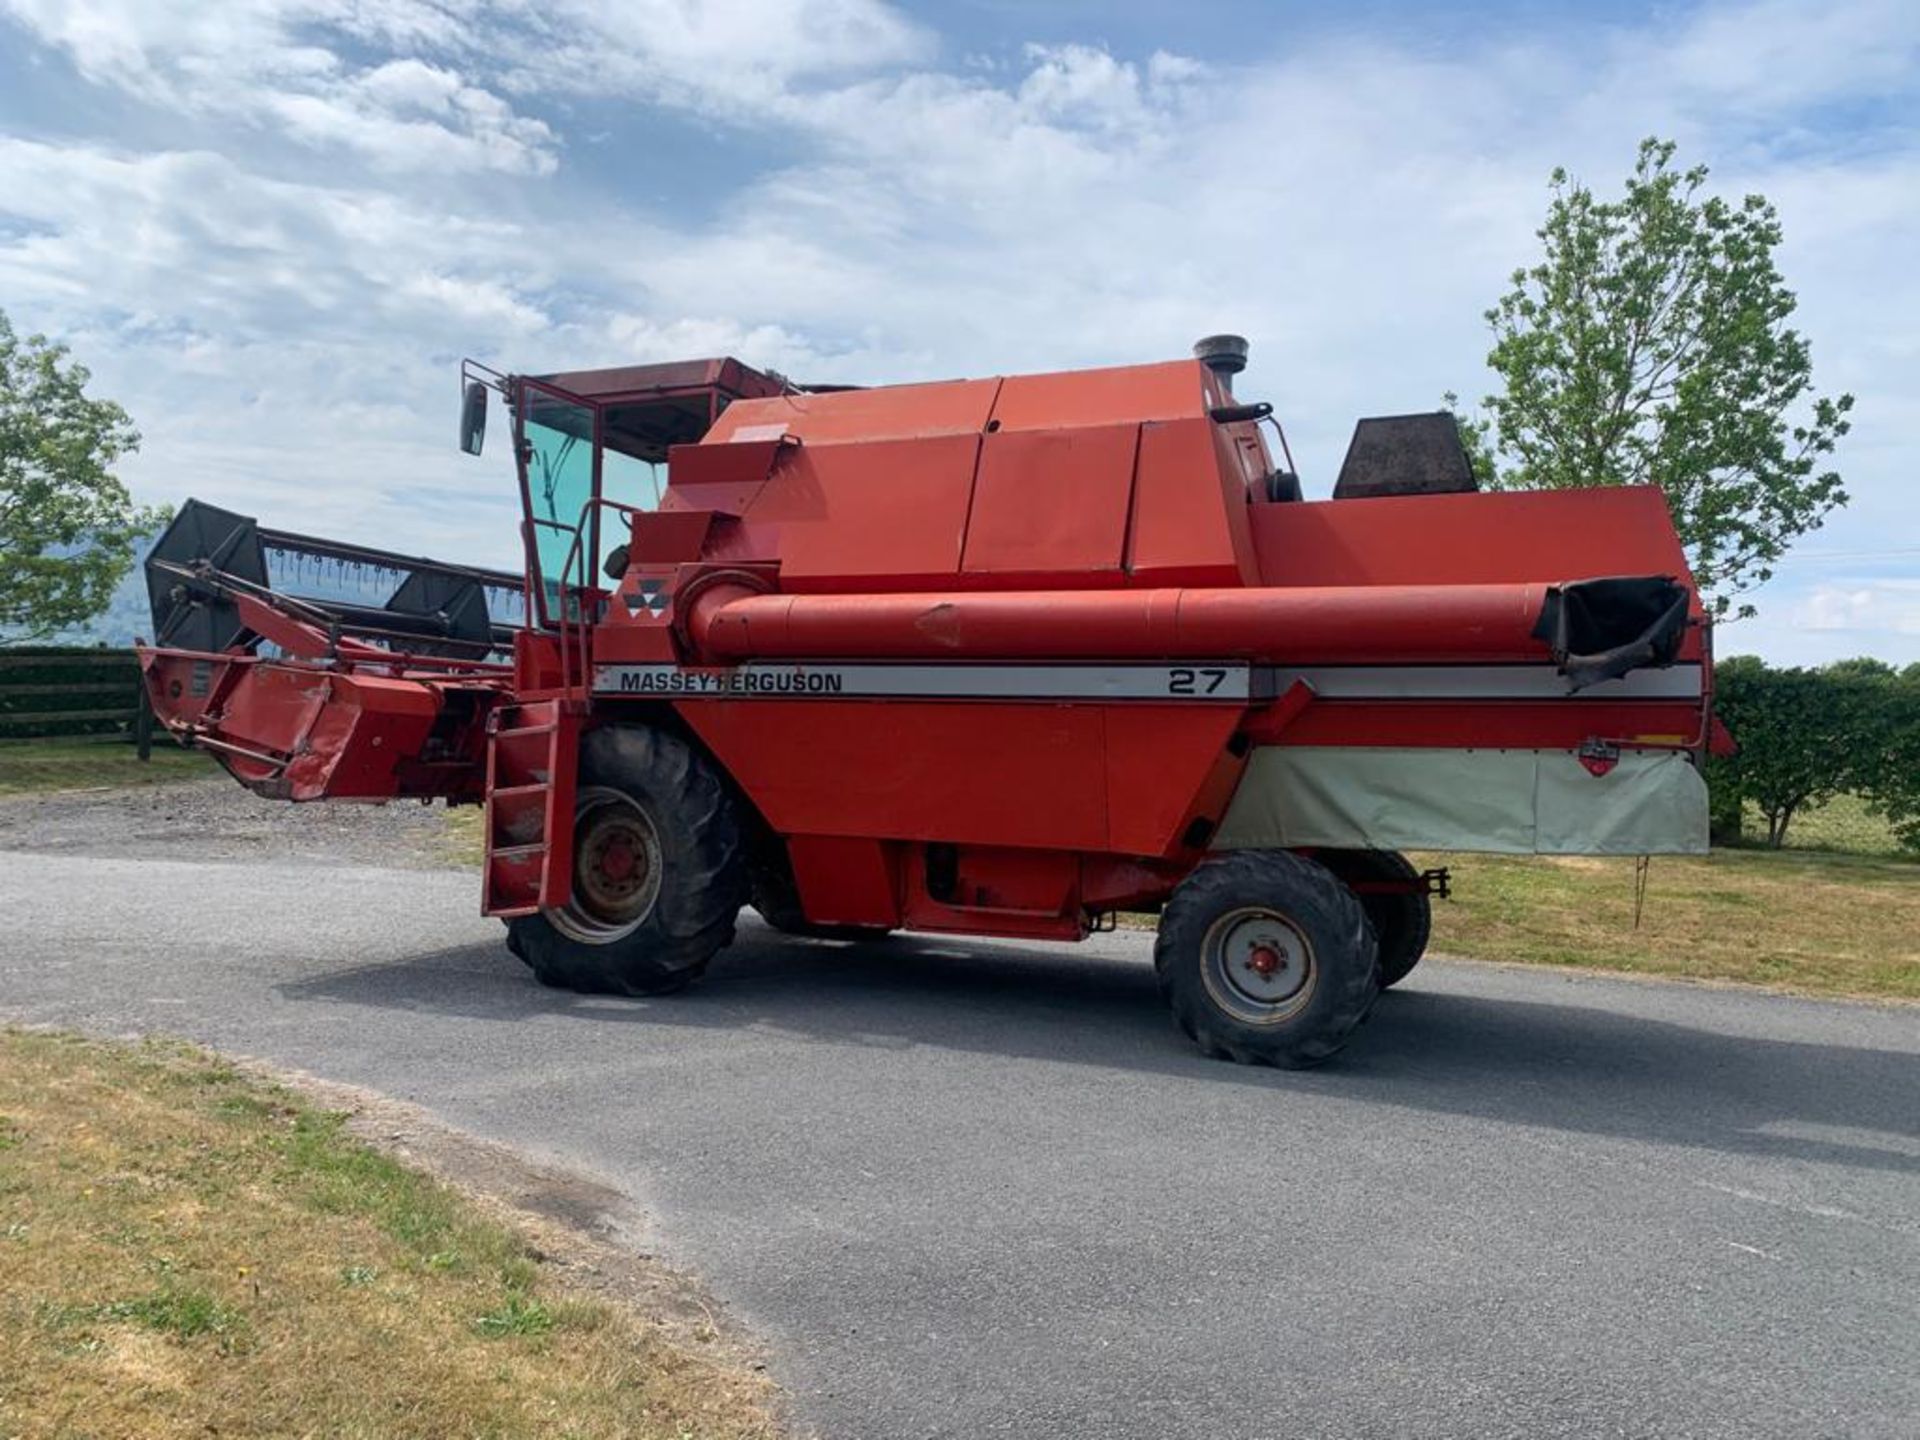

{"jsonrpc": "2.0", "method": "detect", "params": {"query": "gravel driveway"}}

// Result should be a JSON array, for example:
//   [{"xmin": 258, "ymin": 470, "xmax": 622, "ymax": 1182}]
[{"xmin": 0, "ymin": 775, "xmax": 459, "ymax": 867}]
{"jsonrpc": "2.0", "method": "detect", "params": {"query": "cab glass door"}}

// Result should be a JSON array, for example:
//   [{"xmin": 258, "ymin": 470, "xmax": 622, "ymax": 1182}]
[{"xmin": 516, "ymin": 380, "xmax": 600, "ymax": 626}]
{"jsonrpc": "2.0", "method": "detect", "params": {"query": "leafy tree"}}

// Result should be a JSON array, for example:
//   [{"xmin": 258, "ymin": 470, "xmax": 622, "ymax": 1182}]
[
  {"xmin": 1858, "ymin": 668, "xmax": 1920, "ymax": 854},
  {"xmin": 1822, "ymin": 656, "xmax": 1896, "ymax": 681},
  {"xmin": 0, "ymin": 309, "xmax": 158, "ymax": 643},
  {"xmin": 1707, "ymin": 656, "xmax": 1882, "ymax": 848},
  {"xmin": 1466, "ymin": 138, "xmax": 1853, "ymax": 620},
  {"xmin": 1445, "ymin": 400, "xmax": 1499, "ymax": 487}
]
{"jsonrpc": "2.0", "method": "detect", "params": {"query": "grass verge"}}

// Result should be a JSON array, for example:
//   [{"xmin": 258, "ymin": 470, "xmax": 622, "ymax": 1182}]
[
  {"xmin": 438, "ymin": 803, "xmax": 487, "ymax": 867},
  {"xmin": 0, "ymin": 741, "xmax": 212, "ymax": 797},
  {"xmin": 0, "ymin": 1030, "xmax": 776, "ymax": 1439},
  {"xmin": 1415, "ymin": 847, "xmax": 1920, "ymax": 1000}
]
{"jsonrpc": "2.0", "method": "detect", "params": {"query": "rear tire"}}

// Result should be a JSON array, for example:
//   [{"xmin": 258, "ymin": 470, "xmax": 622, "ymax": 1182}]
[
  {"xmin": 1321, "ymin": 849, "xmax": 1431, "ymax": 989},
  {"xmin": 508, "ymin": 726, "xmax": 746, "ymax": 996},
  {"xmin": 1155, "ymin": 850, "xmax": 1378, "ymax": 1067}
]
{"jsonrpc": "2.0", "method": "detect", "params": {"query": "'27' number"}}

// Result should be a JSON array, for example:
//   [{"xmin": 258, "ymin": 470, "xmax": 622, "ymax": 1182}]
[{"xmin": 1167, "ymin": 667, "xmax": 1227, "ymax": 696}]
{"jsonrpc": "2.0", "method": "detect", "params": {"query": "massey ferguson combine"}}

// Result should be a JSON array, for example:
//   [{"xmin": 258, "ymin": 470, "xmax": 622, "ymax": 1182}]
[{"xmin": 138, "ymin": 337, "xmax": 1713, "ymax": 1066}]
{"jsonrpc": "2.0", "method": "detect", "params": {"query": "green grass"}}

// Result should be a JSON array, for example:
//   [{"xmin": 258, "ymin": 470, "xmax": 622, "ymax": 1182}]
[
  {"xmin": 0, "ymin": 740, "xmax": 213, "ymax": 796},
  {"xmin": 48, "ymin": 1291, "xmax": 251, "ymax": 1348},
  {"xmin": 0, "ymin": 1029, "xmax": 777, "ymax": 1439},
  {"xmin": 1736, "ymin": 791, "xmax": 1909, "ymax": 857},
  {"xmin": 474, "ymin": 1295, "xmax": 557, "ymax": 1339},
  {"xmin": 1416, "ymin": 846, "xmax": 1920, "ymax": 1000}
]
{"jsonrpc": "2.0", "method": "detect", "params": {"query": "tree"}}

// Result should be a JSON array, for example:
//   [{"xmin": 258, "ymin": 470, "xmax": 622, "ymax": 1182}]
[
  {"xmin": 1857, "ymin": 667, "xmax": 1920, "ymax": 854},
  {"xmin": 1466, "ymin": 139, "xmax": 1853, "ymax": 620},
  {"xmin": 0, "ymin": 309, "xmax": 157, "ymax": 643},
  {"xmin": 1708, "ymin": 656, "xmax": 1887, "ymax": 848}
]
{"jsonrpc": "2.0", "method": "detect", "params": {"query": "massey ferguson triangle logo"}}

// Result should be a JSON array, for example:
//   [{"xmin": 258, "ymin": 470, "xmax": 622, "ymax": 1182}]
[{"xmin": 624, "ymin": 579, "xmax": 670, "ymax": 617}]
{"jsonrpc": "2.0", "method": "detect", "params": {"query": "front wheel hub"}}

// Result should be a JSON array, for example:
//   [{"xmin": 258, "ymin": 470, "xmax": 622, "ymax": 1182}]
[{"xmin": 550, "ymin": 785, "xmax": 664, "ymax": 945}]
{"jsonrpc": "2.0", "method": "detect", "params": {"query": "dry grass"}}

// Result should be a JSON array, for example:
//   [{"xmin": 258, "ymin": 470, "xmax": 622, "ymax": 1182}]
[
  {"xmin": 0, "ymin": 741, "xmax": 212, "ymax": 797},
  {"xmin": 439, "ymin": 803, "xmax": 487, "ymax": 867},
  {"xmin": 0, "ymin": 1030, "xmax": 777, "ymax": 1440},
  {"xmin": 1415, "ymin": 848, "xmax": 1920, "ymax": 1000}
]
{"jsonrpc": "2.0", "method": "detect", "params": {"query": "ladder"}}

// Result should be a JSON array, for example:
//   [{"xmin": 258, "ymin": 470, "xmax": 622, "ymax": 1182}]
[{"xmin": 480, "ymin": 698, "xmax": 581, "ymax": 917}]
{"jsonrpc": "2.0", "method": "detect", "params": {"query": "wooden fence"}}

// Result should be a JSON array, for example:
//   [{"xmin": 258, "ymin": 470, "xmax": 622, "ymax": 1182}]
[{"xmin": 0, "ymin": 647, "xmax": 156, "ymax": 752}]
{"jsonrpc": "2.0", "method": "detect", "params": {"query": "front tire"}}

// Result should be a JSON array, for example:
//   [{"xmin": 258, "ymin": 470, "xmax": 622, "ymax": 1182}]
[
  {"xmin": 1155, "ymin": 850, "xmax": 1378, "ymax": 1067},
  {"xmin": 508, "ymin": 726, "xmax": 746, "ymax": 995}
]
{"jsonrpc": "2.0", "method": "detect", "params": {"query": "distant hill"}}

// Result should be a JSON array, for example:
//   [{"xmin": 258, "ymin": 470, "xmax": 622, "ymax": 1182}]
[
  {"xmin": 56, "ymin": 561, "xmax": 156, "ymax": 647},
  {"xmin": 1, "ymin": 532, "xmax": 161, "ymax": 649}
]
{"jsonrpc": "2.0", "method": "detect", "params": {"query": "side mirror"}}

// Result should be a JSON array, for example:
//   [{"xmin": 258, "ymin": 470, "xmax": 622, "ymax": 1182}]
[{"xmin": 459, "ymin": 380, "xmax": 488, "ymax": 456}]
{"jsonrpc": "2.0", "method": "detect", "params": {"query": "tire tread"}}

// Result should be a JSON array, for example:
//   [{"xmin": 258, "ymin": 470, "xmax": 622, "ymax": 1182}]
[
  {"xmin": 1155, "ymin": 849, "xmax": 1378, "ymax": 1068},
  {"xmin": 508, "ymin": 726, "xmax": 746, "ymax": 996},
  {"xmin": 1321, "ymin": 849, "xmax": 1431, "ymax": 989}
]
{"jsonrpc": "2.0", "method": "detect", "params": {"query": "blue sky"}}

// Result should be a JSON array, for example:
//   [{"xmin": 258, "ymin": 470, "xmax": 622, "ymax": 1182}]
[{"xmin": 2, "ymin": 0, "xmax": 1916, "ymax": 663}]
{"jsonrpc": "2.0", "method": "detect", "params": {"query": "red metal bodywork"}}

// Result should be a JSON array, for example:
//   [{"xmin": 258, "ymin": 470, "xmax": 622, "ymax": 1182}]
[
  {"xmin": 138, "ymin": 352, "xmax": 1712, "ymax": 939},
  {"xmin": 139, "ymin": 588, "xmax": 506, "ymax": 802}
]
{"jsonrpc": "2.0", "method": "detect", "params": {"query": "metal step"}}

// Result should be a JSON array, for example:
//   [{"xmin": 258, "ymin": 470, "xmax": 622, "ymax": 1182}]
[{"xmin": 481, "ymin": 701, "xmax": 579, "ymax": 918}]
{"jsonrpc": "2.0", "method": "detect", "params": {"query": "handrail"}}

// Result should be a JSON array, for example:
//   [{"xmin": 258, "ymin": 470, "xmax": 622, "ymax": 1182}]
[
  {"xmin": 551, "ymin": 517, "xmax": 588, "ymax": 705},
  {"xmin": 552, "ymin": 496, "xmax": 656, "ymax": 705}
]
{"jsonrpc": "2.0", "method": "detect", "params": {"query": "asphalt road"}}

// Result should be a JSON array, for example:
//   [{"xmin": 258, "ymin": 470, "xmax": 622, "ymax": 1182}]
[{"xmin": 3, "ymin": 846, "xmax": 1916, "ymax": 1439}]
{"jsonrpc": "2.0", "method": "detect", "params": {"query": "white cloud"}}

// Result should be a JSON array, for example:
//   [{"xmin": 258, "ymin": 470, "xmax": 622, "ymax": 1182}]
[
  {"xmin": 1, "ymin": 0, "xmax": 1917, "ymax": 663},
  {"xmin": 495, "ymin": 0, "xmax": 931, "ymax": 105},
  {"xmin": 1632, "ymin": 0, "xmax": 1920, "ymax": 113},
  {"xmin": 0, "ymin": 137, "xmax": 540, "ymax": 333},
  {"xmin": 1016, "ymin": 43, "xmax": 1168, "ymax": 131},
  {"xmin": 0, "ymin": 0, "xmax": 558, "ymax": 173},
  {"xmin": 1793, "ymin": 581, "xmax": 1920, "ymax": 635},
  {"xmin": 0, "ymin": 0, "xmax": 932, "ymax": 169}
]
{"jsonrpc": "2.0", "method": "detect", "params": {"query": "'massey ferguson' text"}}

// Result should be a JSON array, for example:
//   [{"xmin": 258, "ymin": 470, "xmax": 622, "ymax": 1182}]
[{"xmin": 612, "ymin": 668, "xmax": 846, "ymax": 696}]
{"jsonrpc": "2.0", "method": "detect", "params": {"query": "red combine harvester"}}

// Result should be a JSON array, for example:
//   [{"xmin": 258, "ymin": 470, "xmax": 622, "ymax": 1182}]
[{"xmin": 138, "ymin": 338, "xmax": 1715, "ymax": 1066}]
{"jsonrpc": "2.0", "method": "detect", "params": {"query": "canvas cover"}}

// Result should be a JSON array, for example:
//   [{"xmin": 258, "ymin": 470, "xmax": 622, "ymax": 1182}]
[{"xmin": 1214, "ymin": 747, "xmax": 1709, "ymax": 856}]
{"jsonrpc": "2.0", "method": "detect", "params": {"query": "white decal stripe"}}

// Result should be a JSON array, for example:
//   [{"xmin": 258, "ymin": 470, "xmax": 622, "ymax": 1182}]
[
  {"xmin": 591, "ymin": 662, "xmax": 1704, "ymax": 702},
  {"xmin": 593, "ymin": 663, "xmax": 1251, "ymax": 701},
  {"xmin": 1264, "ymin": 664, "xmax": 1704, "ymax": 701}
]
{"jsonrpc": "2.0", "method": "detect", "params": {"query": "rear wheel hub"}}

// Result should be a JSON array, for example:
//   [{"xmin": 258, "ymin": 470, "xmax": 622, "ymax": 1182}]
[{"xmin": 1200, "ymin": 907, "xmax": 1317, "ymax": 1023}]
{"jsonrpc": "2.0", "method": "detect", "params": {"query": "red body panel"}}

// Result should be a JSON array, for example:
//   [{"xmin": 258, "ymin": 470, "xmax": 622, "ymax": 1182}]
[
  {"xmin": 681, "ymin": 701, "xmax": 1115, "ymax": 850},
  {"xmin": 705, "ymin": 377, "xmax": 1001, "ymax": 445},
  {"xmin": 786, "ymin": 836, "xmax": 900, "ymax": 927},
  {"xmin": 1102, "ymin": 706, "xmax": 1247, "ymax": 856},
  {"xmin": 1250, "ymin": 486, "xmax": 1692, "ymax": 587},
  {"xmin": 689, "ymin": 360, "xmax": 1262, "ymax": 596},
  {"xmin": 987, "ymin": 359, "xmax": 1215, "ymax": 431},
  {"xmin": 901, "ymin": 846, "xmax": 1084, "ymax": 940},
  {"xmin": 961, "ymin": 424, "xmax": 1138, "ymax": 581},
  {"xmin": 742, "ymin": 433, "xmax": 981, "ymax": 589},
  {"xmin": 1266, "ymin": 701, "xmax": 1707, "ymax": 750},
  {"xmin": 1128, "ymin": 419, "xmax": 1262, "ymax": 586}
]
